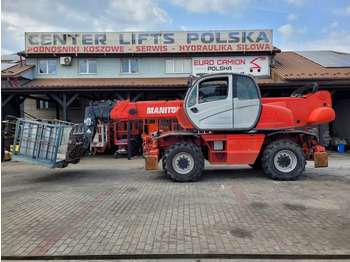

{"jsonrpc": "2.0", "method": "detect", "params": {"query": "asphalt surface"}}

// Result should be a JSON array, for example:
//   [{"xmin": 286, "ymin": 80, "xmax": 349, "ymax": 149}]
[{"xmin": 1, "ymin": 151, "xmax": 350, "ymax": 261}]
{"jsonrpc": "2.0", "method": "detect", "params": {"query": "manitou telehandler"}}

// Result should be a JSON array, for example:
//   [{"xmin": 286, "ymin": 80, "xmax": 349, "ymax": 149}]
[
  {"xmin": 142, "ymin": 73, "xmax": 335, "ymax": 181},
  {"xmin": 12, "ymin": 73, "xmax": 335, "ymax": 181}
]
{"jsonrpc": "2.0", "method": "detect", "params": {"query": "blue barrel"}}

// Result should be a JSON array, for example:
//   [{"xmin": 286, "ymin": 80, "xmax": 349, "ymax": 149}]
[{"xmin": 337, "ymin": 144, "xmax": 345, "ymax": 153}]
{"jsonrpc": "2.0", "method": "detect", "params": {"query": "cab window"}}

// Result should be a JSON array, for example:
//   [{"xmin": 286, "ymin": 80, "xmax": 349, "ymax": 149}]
[
  {"xmin": 235, "ymin": 75, "xmax": 258, "ymax": 100},
  {"xmin": 187, "ymin": 85, "xmax": 198, "ymax": 108},
  {"xmin": 198, "ymin": 78, "xmax": 228, "ymax": 104}
]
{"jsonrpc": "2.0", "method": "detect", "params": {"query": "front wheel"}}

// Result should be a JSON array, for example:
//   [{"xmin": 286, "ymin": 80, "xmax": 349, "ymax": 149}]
[
  {"xmin": 262, "ymin": 140, "xmax": 306, "ymax": 181},
  {"xmin": 162, "ymin": 142, "xmax": 204, "ymax": 182}
]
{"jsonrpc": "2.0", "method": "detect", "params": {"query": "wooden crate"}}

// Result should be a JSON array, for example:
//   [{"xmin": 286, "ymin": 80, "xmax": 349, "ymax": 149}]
[
  {"xmin": 314, "ymin": 152, "xmax": 328, "ymax": 167},
  {"xmin": 145, "ymin": 155, "xmax": 158, "ymax": 170}
]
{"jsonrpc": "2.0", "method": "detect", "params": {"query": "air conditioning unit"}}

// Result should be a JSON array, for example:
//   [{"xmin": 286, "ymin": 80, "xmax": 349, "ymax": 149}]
[{"xmin": 60, "ymin": 57, "xmax": 72, "ymax": 66}]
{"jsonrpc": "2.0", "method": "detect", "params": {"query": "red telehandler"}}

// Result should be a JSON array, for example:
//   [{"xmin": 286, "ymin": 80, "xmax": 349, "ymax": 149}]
[
  {"xmin": 105, "ymin": 73, "xmax": 335, "ymax": 181},
  {"xmin": 117, "ymin": 73, "xmax": 335, "ymax": 181},
  {"xmin": 12, "ymin": 73, "xmax": 335, "ymax": 181}
]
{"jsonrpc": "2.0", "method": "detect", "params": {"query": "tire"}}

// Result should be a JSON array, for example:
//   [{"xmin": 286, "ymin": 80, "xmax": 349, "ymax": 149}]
[
  {"xmin": 162, "ymin": 142, "xmax": 204, "ymax": 182},
  {"xmin": 161, "ymin": 156, "xmax": 169, "ymax": 177},
  {"xmin": 262, "ymin": 140, "xmax": 306, "ymax": 181}
]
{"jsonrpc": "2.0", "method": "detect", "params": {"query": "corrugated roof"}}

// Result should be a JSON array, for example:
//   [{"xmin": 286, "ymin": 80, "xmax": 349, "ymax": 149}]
[
  {"xmin": 1, "ymin": 63, "xmax": 16, "ymax": 71},
  {"xmin": 21, "ymin": 76, "xmax": 274, "ymax": 89},
  {"xmin": 1, "ymin": 64, "xmax": 34, "ymax": 77},
  {"xmin": 1, "ymin": 53, "xmax": 21, "ymax": 62},
  {"xmin": 273, "ymin": 52, "xmax": 350, "ymax": 80},
  {"xmin": 295, "ymin": 51, "xmax": 350, "ymax": 68},
  {"xmin": 22, "ymin": 77, "xmax": 189, "ymax": 88}
]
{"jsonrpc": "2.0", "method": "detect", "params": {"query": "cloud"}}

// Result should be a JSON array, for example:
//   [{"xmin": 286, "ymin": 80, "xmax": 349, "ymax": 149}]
[
  {"xmin": 105, "ymin": 0, "xmax": 172, "ymax": 31},
  {"xmin": 277, "ymin": 24, "xmax": 307, "ymax": 50},
  {"xmin": 278, "ymin": 24, "xmax": 307, "ymax": 39},
  {"xmin": 1, "ymin": 0, "xmax": 172, "ymax": 53},
  {"xmin": 278, "ymin": 24, "xmax": 295, "ymax": 36},
  {"xmin": 169, "ymin": 0, "xmax": 249, "ymax": 15},
  {"xmin": 1, "ymin": 11, "xmax": 68, "ymax": 53},
  {"xmin": 285, "ymin": 0, "xmax": 305, "ymax": 6},
  {"xmin": 287, "ymin": 13, "xmax": 298, "ymax": 21},
  {"xmin": 278, "ymin": 24, "xmax": 350, "ymax": 52},
  {"xmin": 333, "ymin": 5, "xmax": 350, "ymax": 16},
  {"xmin": 179, "ymin": 26, "xmax": 188, "ymax": 31},
  {"xmin": 303, "ymin": 30, "xmax": 350, "ymax": 52},
  {"xmin": 322, "ymin": 22, "xmax": 339, "ymax": 33}
]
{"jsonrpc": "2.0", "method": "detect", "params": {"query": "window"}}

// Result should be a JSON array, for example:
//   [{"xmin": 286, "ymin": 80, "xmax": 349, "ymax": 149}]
[
  {"xmin": 121, "ymin": 59, "xmax": 139, "ymax": 74},
  {"xmin": 37, "ymin": 98, "xmax": 80, "ymax": 110},
  {"xmin": 38, "ymin": 60, "xmax": 57, "ymax": 74},
  {"xmin": 198, "ymin": 78, "xmax": 228, "ymax": 104},
  {"xmin": 187, "ymin": 86, "xmax": 198, "ymax": 108},
  {"xmin": 166, "ymin": 59, "xmax": 191, "ymax": 73},
  {"xmin": 235, "ymin": 75, "xmax": 258, "ymax": 100},
  {"xmin": 37, "ymin": 100, "xmax": 56, "ymax": 109},
  {"xmin": 79, "ymin": 59, "xmax": 97, "ymax": 74}
]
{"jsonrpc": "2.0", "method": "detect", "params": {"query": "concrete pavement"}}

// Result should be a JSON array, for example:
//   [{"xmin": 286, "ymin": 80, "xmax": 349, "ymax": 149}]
[{"xmin": 2, "ymin": 151, "xmax": 350, "ymax": 260}]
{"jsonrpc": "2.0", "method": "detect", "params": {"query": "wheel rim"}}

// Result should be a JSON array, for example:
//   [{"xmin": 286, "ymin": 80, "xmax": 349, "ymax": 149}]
[
  {"xmin": 172, "ymin": 152, "xmax": 194, "ymax": 174},
  {"xmin": 273, "ymin": 150, "xmax": 297, "ymax": 173}
]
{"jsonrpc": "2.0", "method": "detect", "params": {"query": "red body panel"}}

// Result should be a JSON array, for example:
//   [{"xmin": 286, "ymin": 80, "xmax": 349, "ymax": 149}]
[
  {"xmin": 110, "ymin": 99, "xmax": 185, "ymax": 156},
  {"xmin": 257, "ymin": 91, "xmax": 335, "ymax": 129},
  {"xmin": 176, "ymin": 106, "xmax": 195, "ymax": 129},
  {"xmin": 110, "ymin": 99, "xmax": 183, "ymax": 121},
  {"xmin": 201, "ymin": 134, "xmax": 265, "ymax": 165}
]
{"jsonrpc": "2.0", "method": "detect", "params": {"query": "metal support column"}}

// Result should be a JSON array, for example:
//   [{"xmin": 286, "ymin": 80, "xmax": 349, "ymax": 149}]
[{"xmin": 127, "ymin": 121, "xmax": 131, "ymax": 160}]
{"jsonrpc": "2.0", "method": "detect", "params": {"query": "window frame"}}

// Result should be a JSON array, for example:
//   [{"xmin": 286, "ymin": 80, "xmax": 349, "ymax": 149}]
[
  {"xmin": 36, "ymin": 99, "xmax": 56, "ymax": 109},
  {"xmin": 38, "ymin": 59, "xmax": 57, "ymax": 75},
  {"xmin": 121, "ymin": 59, "xmax": 140, "ymax": 74},
  {"xmin": 165, "ymin": 58, "xmax": 192, "ymax": 74},
  {"xmin": 78, "ymin": 59, "xmax": 97, "ymax": 75}
]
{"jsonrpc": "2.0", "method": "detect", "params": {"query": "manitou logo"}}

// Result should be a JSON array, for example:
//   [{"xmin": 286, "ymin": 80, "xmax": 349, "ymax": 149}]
[{"xmin": 146, "ymin": 107, "xmax": 179, "ymax": 114}]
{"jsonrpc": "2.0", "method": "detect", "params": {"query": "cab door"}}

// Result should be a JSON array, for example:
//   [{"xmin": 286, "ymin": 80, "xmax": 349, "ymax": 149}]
[
  {"xmin": 184, "ymin": 75, "xmax": 233, "ymax": 131},
  {"xmin": 233, "ymin": 75, "xmax": 261, "ymax": 129}
]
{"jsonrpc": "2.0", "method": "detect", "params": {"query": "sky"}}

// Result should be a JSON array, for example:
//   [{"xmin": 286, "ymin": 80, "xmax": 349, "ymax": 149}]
[{"xmin": 1, "ymin": 0, "xmax": 350, "ymax": 55}]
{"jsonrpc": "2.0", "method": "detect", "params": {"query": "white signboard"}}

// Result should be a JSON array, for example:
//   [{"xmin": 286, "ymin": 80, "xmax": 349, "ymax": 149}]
[
  {"xmin": 25, "ymin": 30, "xmax": 273, "ymax": 54},
  {"xmin": 192, "ymin": 56, "xmax": 270, "ymax": 76}
]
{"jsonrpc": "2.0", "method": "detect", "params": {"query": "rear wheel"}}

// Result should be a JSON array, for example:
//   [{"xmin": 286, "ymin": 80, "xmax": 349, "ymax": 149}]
[
  {"xmin": 163, "ymin": 142, "xmax": 204, "ymax": 182},
  {"xmin": 262, "ymin": 140, "xmax": 306, "ymax": 180}
]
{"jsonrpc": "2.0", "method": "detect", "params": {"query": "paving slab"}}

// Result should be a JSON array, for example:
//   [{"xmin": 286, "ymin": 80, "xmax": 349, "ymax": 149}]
[{"xmin": 1, "ymin": 151, "xmax": 350, "ymax": 259}]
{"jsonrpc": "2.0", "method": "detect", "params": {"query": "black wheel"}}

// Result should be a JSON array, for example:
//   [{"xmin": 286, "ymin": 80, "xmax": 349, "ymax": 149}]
[
  {"xmin": 262, "ymin": 140, "xmax": 306, "ymax": 181},
  {"xmin": 163, "ymin": 142, "xmax": 204, "ymax": 182},
  {"xmin": 161, "ymin": 156, "xmax": 169, "ymax": 177}
]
